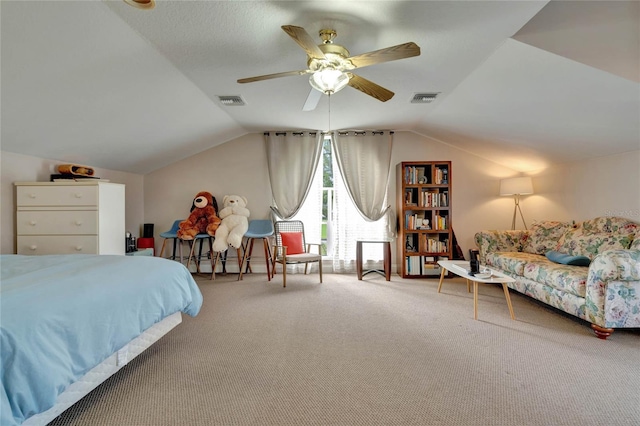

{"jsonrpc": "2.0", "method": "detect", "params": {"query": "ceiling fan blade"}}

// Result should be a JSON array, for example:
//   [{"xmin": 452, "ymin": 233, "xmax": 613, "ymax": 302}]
[
  {"xmin": 281, "ymin": 25, "xmax": 326, "ymax": 60},
  {"xmin": 348, "ymin": 42, "xmax": 420, "ymax": 69},
  {"xmin": 302, "ymin": 89, "xmax": 322, "ymax": 111},
  {"xmin": 238, "ymin": 69, "xmax": 311, "ymax": 84},
  {"xmin": 347, "ymin": 74, "xmax": 394, "ymax": 102}
]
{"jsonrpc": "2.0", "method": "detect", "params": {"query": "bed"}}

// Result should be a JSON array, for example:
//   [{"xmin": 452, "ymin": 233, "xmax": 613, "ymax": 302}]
[{"xmin": 0, "ymin": 254, "xmax": 203, "ymax": 426}]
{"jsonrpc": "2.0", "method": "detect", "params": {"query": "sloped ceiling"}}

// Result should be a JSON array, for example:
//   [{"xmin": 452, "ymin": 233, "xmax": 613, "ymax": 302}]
[{"xmin": 1, "ymin": 1, "xmax": 638, "ymax": 174}]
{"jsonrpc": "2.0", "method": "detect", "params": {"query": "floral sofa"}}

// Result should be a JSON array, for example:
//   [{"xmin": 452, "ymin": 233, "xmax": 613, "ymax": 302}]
[{"xmin": 475, "ymin": 217, "xmax": 640, "ymax": 339}]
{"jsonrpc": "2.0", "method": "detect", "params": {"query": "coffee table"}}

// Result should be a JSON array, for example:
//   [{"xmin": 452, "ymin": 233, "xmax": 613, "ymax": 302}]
[{"xmin": 437, "ymin": 260, "xmax": 516, "ymax": 320}]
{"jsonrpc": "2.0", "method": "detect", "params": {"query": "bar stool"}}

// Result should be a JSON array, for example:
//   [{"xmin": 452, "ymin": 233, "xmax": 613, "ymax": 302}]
[
  {"xmin": 158, "ymin": 219, "xmax": 184, "ymax": 260},
  {"xmin": 210, "ymin": 247, "xmax": 243, "ymax": 280},
  {"xmin": 238, "ymin": 220, "xmax": 274, "ymax": 281},
  {"xmin": 184, "ymin": 233, "xmax": 214, "ymax": 275}
]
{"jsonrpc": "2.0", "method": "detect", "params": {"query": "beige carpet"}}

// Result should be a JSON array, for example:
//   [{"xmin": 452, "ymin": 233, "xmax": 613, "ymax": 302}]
[{"xmin": 50, "ymin": 272, "xmax": 639, "ymax": 426}]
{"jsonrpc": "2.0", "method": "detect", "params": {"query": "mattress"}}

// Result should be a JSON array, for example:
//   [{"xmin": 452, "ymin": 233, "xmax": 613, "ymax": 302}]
[
  {"xmin": 22, "ymin": 312, "xmax": 182, "ymax": 426},
  {"xmin": 0, "ymin": 254, "xmax": 203, "ymax": 426}
]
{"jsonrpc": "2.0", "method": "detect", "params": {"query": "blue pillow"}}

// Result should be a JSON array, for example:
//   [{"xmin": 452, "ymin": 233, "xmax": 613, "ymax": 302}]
[{"xmin": 545, "ymin": 250, "xmax": 591, "ymax": 266}]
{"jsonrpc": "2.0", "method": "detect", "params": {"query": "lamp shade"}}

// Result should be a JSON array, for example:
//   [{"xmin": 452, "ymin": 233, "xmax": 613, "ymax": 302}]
[
  {"xmin": 309, "ymin": 69, "xmax": 350, "ymax": 94},
  {"xmin": 499, "ymin": 177, "xmax": 534, "ymax": 196}
]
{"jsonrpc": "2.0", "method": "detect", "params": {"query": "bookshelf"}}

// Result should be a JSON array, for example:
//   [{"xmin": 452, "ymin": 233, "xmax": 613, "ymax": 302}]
[{"xmin": 396, "ymin": 161, "xmax": 452, "ymax": 278}]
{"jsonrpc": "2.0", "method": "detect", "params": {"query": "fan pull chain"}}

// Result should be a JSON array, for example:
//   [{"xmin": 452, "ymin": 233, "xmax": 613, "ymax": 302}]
[{"xmin": 328, "ymin": 92, "xmax": 331, "ymax": 136}]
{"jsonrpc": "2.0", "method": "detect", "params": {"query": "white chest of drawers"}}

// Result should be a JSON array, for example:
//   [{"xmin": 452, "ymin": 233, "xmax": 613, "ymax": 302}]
[{"xmin": 14, "ymin": 181, "xmax": 125, "ymax": 255}]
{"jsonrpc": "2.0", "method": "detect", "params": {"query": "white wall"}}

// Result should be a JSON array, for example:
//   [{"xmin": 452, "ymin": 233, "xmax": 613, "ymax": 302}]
[
  {"xmin": 144, "ymin": 133, "xmax": 271, "ymax": 258},
  {"xmin": 0, "ymin": 151, "xmax": 144, "ymax": 254},
  {"xmin": 4, "ymin": 140, "xmax": 636, "ymax": 263},
  {"xmin": 144, "ymin": 131, "xmax": 562, "ymax": 265},
  {"xmin": 144, "ymin": 132, "xmax": 638, "ymax": 268},
  {"xmin": 390, "ymin": 132, "xmax": 558, "ymax": 257},
  {"xmin": 530, "ymin": 150, "xmax": 640, "ymax": 222}
]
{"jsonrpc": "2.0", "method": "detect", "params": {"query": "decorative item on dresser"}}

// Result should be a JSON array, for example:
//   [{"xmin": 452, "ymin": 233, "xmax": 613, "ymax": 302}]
[
  {"xmin": 14, "ymin": 181, "xmax": 125, "ymax": 255},
  {"xmin": 396, "ymin": 161, "xmax": 453, "ymax": 278}
]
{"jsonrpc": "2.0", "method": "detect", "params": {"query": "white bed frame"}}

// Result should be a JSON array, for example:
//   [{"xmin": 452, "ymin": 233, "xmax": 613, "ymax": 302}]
[{"xmin": 22, "ymin": 312, "xmax": 182, "ymax": 426}]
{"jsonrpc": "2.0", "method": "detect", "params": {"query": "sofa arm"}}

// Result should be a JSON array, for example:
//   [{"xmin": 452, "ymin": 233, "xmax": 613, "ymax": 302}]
[
  {"xmin": 589, "ymin": 249, "xmax": 640, "ymax": 282},
  {"xmin": 474, "ymin": 230, "xmax": 527, "ymax": 263},
  {"xmin": 585, "ymin": 249, "xmax": 640, "ymax": 326}
]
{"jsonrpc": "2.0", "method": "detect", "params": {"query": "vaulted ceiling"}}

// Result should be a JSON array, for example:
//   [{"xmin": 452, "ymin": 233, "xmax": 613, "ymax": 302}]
[{"xmin": 1, "ymin": 1, "xmax": 638, "ymax": 174}]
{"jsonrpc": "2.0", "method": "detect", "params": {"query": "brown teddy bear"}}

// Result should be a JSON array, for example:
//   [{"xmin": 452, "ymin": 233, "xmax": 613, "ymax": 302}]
[{"xmin": 177, "ymin": 191, "xmax": 221, "ymax": 240}]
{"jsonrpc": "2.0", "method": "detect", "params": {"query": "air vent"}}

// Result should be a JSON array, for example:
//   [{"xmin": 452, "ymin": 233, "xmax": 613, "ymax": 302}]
[
  {"xmin": 411, "ymin": 93, "xmax": 440, "ymax": 104},
  {"xmin": 217, "ymin": 96, "xmax": 246, "ymax": 106}
]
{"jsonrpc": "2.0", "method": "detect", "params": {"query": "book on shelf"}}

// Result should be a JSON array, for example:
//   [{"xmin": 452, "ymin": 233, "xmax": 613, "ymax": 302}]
[
  {"xmin": 434, "ymin": 214, "xmax": 447, "ymax": 230},
  {"xmin": 421, "ymin": 190, "xmax": 449, "ymax": 208},
  {"xmin": 434, "ymin": 167, "xmax": 449, "ymax": 185},
  {"xmin": 406, "ymin": 256, "xmax": 421, "ymax": 275},
  {"xmin": 424, "ymin": 236, "xmax": 449, "ymax": 253},
  {"xmin": 404, "ymin": 166, "xmax": 427, "ymax": 185},
  {"xmin": 405, "ymin": 212, "xmax": 427, "ymax": 230},
  {"xmin": 405, "ymin": 255, "xmax": 442, "ymax": 276}
]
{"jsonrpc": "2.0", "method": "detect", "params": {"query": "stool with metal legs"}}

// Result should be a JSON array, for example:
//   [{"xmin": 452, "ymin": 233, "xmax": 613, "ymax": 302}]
[{"xmin": 238, "ymin": 220, "xmax": 275, "ymax": 281}]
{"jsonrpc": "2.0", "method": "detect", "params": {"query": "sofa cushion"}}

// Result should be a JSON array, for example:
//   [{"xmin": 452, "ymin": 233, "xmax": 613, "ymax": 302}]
[
  {"xmin": 545, "ymin": 250, "xmax": 591, "ymax": 266},
  {"xmin": 580, "ymin": 216, "xmax": 640, "ymax": 236},
  {"xmin": 556, "ymin": 217, "xmax": 638, "ymax": 260},
  {"xmin": 523, "ymin": 259, "xmax": 587, "ymax": 298},
  {"xmin": 485, "ymin": 252, "xmax": 543, "ymax": 276},
  {"xmin": 522, "ymin": 221, "xmax": 573, "ymax": 255}
]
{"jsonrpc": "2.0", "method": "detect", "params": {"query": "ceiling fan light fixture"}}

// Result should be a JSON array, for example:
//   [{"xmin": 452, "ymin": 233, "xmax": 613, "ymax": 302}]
[{"xmin": 309, "ymin": 69, "xmax": 350, "ymax": 95}]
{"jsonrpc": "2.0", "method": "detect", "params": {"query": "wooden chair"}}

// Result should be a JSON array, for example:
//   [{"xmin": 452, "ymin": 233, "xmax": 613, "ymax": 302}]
[{"xmin": 271, "ymin": 220, "xmax": 322, "ymax": 288}]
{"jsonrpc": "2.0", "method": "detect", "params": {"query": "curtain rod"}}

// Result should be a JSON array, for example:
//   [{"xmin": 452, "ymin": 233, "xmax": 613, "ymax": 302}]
[
  {"xmin": 264, "ymin": 132, "xmax": 318, "ymax": 136},
  {"xmin": 264, "ymin": 131, "xmax": 394, "ymax": 136}
]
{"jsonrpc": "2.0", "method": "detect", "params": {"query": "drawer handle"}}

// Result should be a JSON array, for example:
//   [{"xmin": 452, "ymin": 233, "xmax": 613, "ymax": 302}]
[
  {"xmin": 29, "ymin": 193, "xmax": 36, "ymax": 199},
  {"xmin": 75, "ymin": 221, "xmax": 83, "ymax": 226},
  {"xmin": 29, "ymin": 245, "xmax": 37, "ymax": 251},
  {"xmin": 29, "ymin": 221, "xmax": 37, "ymax": 226},
  {"xmin": 75, "ymin": 246, "xmax": 83, "ymax": 251},
  {"xmin": 74, "ymin": 193, "xmax": 83, "ymax": 198}
]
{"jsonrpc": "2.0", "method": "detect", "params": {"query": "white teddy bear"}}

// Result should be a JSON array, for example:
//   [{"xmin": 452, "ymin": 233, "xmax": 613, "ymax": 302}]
[{"xmin": 211, "ymin": 195, "xmax": 250, "ymax": 252}]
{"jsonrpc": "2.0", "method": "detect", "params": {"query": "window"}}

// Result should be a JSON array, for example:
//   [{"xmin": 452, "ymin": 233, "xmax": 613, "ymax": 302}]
[{"xmin": 290, "ymin": 136, "xmax": 391, "ymax": 272}]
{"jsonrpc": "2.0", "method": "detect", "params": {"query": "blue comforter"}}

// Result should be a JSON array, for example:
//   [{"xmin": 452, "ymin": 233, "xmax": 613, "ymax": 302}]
[{"xmin": 0, "ymin": 255, "xmax": 203, "ymax": 426}]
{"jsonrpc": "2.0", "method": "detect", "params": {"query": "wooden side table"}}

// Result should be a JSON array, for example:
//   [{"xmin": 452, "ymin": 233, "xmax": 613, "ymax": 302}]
[{"xmin": 356, "ymin": 240, "xmax": 392, "ymax": 281}]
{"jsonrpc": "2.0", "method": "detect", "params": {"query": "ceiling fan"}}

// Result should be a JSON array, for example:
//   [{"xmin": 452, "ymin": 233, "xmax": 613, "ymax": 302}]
[{"xmin": 237, "ymin": 25, "xmax": 421, "ymax": 111}]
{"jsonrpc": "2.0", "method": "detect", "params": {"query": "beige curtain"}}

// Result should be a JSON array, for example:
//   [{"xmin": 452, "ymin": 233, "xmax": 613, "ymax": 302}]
[
  {"xmin": 331, "ymin": 131, "xmax": 393, "ymax": 221},
  {"xmin": 265, "ymin": 131, "xmax": 323, "ymax": 219}
]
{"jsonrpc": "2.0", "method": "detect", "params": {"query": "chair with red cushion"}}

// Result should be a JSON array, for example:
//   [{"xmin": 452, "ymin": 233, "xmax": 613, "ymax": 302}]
[{"xmin": 272, "ymin": 220, "xmax": 322, "ymax": 288}]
